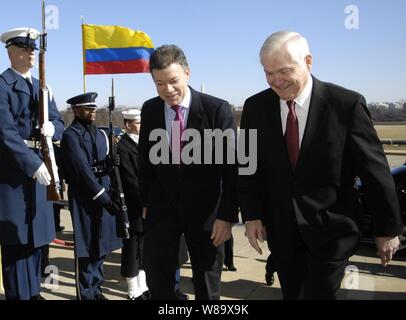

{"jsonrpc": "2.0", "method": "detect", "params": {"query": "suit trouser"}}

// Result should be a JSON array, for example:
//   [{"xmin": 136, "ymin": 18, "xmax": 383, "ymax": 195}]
[
  {"xmin": 76, "ymin": 256, "xmax": 105, "ymax": 300},
  {"xmin": 265, "ymin": 253, "xmax": 276, "ymax": 275},
  {"xmin": 1, "ymin": 244, "xmax": 43, "ymax": 300},
  {"xmin": 274, "ymin": 245, "xmax": 348, "ymax": 300},
  {"xmin": 224, "ymin": 235, "xmax": 234, "ymax": 268},
  {"xmin": 121, "ymin": 235, "xmax": 143, "ymax": 278},
  {"xmin": 144, "ymin": 207, "xmax": 224, "ymax": 300}
]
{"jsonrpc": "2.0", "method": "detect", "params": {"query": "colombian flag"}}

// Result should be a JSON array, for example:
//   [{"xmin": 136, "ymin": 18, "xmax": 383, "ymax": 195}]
[{"xmin": 82, "ymin": 24, "xmax": 154, "ymax": 75}]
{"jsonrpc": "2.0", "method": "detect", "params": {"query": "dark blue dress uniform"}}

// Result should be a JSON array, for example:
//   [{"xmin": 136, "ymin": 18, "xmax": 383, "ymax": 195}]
[
  {"xmin": 0, "ymin": 67, "xmax": 64, "ymax": 299},
  {"xmin": 61, "ymin": 92, "xmax": 122, "ymax": 300}
]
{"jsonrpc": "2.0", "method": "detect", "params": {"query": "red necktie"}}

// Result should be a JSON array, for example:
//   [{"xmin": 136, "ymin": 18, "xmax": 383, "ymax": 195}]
[
  {"xmin": 285, "ymin": 100, "xmax": 299, "ymax": 169},
  {"xmin": 171, "ymin": 105, "xmax": 185, "ymax": 164}
]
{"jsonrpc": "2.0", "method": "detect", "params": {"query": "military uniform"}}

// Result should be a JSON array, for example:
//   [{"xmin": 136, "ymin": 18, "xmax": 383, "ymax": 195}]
[
  {"xmin": 61, "ymin": 92, "xmax": 122, "ymax": 300},
  {"xmin": 0, "ymin": 28, "xmax": 64, "ymax": 300},
  {"xmin": 118, "ymin": 109, "xmax": 149, "ymax": 300}
]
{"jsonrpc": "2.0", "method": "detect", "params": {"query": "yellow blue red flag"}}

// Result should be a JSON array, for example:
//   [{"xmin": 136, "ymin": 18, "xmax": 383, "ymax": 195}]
[{"xmin": 82, "ymin": 24, "xmax": 154, "ymax": 75}]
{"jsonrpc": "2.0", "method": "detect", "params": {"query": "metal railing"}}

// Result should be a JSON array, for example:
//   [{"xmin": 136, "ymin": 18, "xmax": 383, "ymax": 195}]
[
  {"xmin": 381, "ymin": 140, "xmax": 406, "ymax": 156},
  {"xmin": 381, "ymin": 139, "xmax": 406, "ymax": 146}
]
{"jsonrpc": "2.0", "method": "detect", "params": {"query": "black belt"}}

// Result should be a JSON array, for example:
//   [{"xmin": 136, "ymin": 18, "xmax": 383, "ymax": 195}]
[
  {"xmin": 91, "ymin": 165, "xmax": 108, "ymax": 174},
  {"xmin": 24, "ymin": 139, "xmax": 40, "ymax": 149}
]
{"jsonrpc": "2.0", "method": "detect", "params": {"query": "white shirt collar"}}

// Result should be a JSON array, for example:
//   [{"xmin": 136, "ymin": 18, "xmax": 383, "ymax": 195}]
[
  {"xmin": 127, "ymin": 133, "xmax": 139, "ymax": 144},
  {"xmin": 165, "ymin": 86, "xmax": 191, "ymax": 111},
  {"xmin": 281, "ymin": 75, "xmax": 313, "ymax": 111},
  {"xmin": 11, "ymin": 68, "xmax": 32, "ymax": 82}
]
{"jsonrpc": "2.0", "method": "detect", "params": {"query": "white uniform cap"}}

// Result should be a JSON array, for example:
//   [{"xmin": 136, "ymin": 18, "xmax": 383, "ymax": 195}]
[
  {"xmin": 0, "ymin": 27, "xmax": 40, "ymax": 49},
  {"xmin": 122, "ymin": 109, "xmax": 141, "ymax": 121}
]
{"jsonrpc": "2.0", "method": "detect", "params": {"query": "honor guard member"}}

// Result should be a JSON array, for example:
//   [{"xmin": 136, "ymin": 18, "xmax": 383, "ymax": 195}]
[
  {"xmin": 0, "ymin": 27, "xmax": 64, "ymax": 300},
  {"xmin": 118, "ymin": 109, "xmax": 150, "ymax": 300},
  {"xmin": 61, "ymin": 92, "xmax": 122, "ymax": 300}
]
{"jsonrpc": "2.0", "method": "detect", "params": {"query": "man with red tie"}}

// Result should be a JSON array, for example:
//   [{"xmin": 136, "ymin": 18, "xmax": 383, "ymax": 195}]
[
  {"xmin": 139, "ymin": 45, "xmax": 238, "ymax": 300},
  {"xmin": 239, "ymin": 31, "xmax": 402, "ymax": 299}
]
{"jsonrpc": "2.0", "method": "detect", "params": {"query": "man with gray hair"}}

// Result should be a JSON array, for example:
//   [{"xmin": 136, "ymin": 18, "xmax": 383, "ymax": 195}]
[{"xmin": 239, "ymin": 31, "xmax": 402, "ymax": 299}]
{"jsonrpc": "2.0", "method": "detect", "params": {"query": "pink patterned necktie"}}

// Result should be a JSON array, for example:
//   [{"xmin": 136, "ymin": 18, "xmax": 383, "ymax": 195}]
[
  {"xmin": 285, "ymin": 100, "xmax": 299, "ymax": 169},
  {"xmin": 171, "ymin": 105, "xmax": 185, "ymax": 163}
]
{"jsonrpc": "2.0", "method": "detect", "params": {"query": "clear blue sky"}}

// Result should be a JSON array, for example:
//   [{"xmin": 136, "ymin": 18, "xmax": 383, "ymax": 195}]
[{"xmin": 0, "ymin": 0, "xmax": 405, "ymax": 109}]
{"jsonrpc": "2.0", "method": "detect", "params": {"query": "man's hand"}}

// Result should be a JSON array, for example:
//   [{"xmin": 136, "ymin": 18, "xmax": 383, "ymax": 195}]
[
  {"xmin": 375, "ymin": 236, "xmax": 400, "ymax": 267},
  {"xmin": 211, "ymin": 219, "xmax": 232, "ymax": 247},
  {"xmin": 41, "ymin": 121, "xmax": 55, "ymax": 138},
  {"xmin": 245, "ymin": 220, "xmax": 266, "ymax": 255},
  {"xmin": 33, "ymin": 163, "xmax": 51, "ymax": 186},
  {"xmin": 142, "ymin": 207, "xmax": 147, "ymax": 220}
]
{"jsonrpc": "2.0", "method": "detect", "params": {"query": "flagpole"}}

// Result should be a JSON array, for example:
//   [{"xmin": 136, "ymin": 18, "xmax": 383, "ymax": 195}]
[{"xmin": 81, "ymin": 16, "xmax": 87, "ymax": 93}]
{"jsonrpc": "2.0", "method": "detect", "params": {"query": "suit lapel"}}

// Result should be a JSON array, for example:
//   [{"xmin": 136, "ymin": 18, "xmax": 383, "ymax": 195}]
[
  {"xmin": 122, "ymin": 133, "xmax": 138, "ymax": 151},
  {"xmin": 2, "ymin": 69, "xmax": 31, "ymax": 96},
  {"xmin": 155, "ymin": 100, "xmax": 167, "ymax": 131},
  {"xmin": 186, "ymin": 88, "xmax": 203, "ymax": 131},
  {"xmin": 32, "ymin": 78, "xmax": 39, "ymax": 101},
  {"xmin": 261, "ymin": 89, "xmax": 294, "ymax": 176},
  {"xmin": 296, "ymin": 77, "xmax": 332, "ymax": 172}
]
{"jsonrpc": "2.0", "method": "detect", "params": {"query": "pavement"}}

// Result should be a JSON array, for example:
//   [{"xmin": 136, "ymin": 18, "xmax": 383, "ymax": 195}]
[
  {"xmin": 0, "ymin": 155, "xmax": 405, "ymax": 300},
  {"xmin": 1, "ymin": 217, "xmax": 405, "ymax": 301}
]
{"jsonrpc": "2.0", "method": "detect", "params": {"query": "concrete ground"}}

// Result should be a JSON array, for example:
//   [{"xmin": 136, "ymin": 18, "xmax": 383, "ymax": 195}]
[
  {"xmin": 2, "ymin": 219, "xmax": 405, "ymax": 300},
  {"xmin": 0, "ymin": 155, "xmax": 405, "ymax": 300}
]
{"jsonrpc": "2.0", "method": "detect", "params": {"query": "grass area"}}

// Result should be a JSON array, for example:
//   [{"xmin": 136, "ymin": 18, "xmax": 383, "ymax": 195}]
[
  {"xmin": 375, "ymin": 125, "xmax": 406, "ymax": 140},
  {"xmin": 375, "ymin": 125, "xmax": 406, "ymax": 151}
]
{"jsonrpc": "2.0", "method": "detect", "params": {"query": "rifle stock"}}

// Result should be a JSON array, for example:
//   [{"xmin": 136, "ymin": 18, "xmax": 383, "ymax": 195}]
[{"xmin": 39, "ymin": 0, "xmax": 61, "ymax": 201}]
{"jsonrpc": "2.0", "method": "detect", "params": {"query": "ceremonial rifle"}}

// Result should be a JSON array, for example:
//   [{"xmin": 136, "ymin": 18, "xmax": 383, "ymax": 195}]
[
  {"xmin": 38, "ymin": 0, "xmax": 61, "ymax": 201},
  {"xmin": 108, "ymin": 79, "xmax": 130, "ymax": 239}
]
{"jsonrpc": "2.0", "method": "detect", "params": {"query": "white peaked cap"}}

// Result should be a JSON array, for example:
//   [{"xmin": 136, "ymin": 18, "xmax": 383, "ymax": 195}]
[
  {"xmin": 1, "ymin": 27, "xmax": 40, "ymax": 47},
  {"xmin": 122, "ymin": 109, "xmax": 141, "ymax": 121}
]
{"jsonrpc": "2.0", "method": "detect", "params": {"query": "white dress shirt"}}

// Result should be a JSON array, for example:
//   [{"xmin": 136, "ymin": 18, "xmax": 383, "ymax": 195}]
[
  {"xmin": 164, "ymin": 86, "xmax": 192, "ymax": 142},
  {"xmin": 280, "ymin": 75, "xmax": 313, "ymax": 147},
  {"xmin": 128, "ymin": 133, "xmax": 139, "ymax": 144},
  {"xmin": 11, "ymin": 67, "xmax": 32, "ymax": 82}
]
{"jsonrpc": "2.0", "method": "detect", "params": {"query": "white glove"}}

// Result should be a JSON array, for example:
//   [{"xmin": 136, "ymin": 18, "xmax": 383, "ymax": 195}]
[
  {"xmin": 41, "ymin": 121, "xmax": 55, "ymax": 138},
  {"xmin": 34, "ymin": 163, "xmax": 51, "ymax": 186}
]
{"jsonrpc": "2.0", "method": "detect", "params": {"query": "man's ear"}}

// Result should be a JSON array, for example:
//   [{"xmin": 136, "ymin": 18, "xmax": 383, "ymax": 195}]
[
  {"xmin": 305, "ymin": 54, "xmax": 312, "ymax": 72},
  {"xmin": 184, "ymin": 67, "xmax": 191, "ymax": 81}
]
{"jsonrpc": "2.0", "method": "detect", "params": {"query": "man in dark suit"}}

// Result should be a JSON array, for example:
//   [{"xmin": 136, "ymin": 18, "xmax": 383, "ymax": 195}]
[
  {"xmin": 61, "ymin": 92, "xmax": 122, "ymax": 300},
  {"xmin": 0, "ymin": 27, "xmax": 64, "ymax": 300},
  {"xmin": 239, "ymin": 31, "xmax": 402, "ymax": 300},
  {"xmin": 139, "ymin": 45, "xmax": 238, "ymax": 300},
  {"xmin": 117, "ymin": 109, "xmax": 150, "ymax": 300}
]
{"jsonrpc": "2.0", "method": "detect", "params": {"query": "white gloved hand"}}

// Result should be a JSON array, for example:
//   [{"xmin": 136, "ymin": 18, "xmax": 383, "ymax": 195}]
[
  {"xmin": 41, "ymin": 121, "xmax": 55, "ymax": 138},
  {"xmin": 33, "ymin": 163, "xmax": 51, "ymax": 186}
]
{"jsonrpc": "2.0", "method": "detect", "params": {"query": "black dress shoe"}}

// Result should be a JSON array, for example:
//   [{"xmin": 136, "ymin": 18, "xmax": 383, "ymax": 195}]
[
  {"xmin": 94, "ymin": 294, "xmax": 108, "ymax": 300},
  {"xmin": 175, "ymin": 288, "xmax": 189, "ymax": 300},
  {"xmin": 142, "ymin": 290, "xmax": 151, "ymax": 300},
  {"xmin": 31, "ymin": 295, "xmax": 46, "ymax": 300},
  {"xmin": 225, "ymin": 265, "xmax": 237, "ymax": 272},
  {"xmin": 265, "ymin": 272, "xmax": 275, "ymax": 286},
  {"xmin": 56, "ymin": 226, "xmax": 65, "ymax": 232}
]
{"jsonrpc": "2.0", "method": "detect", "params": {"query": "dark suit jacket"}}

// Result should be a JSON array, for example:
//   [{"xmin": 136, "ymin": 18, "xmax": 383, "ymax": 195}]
[
  {"xmin": 117, "ymin": 133, "xmax": 143, "ymax": 234},
  {"xmin": 239, "ymin": 77, "xmax": 402, "ymax": 260},
  {"xmin": 139, "ymin": 87, "xmax": 239, "ymax": 231}
]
